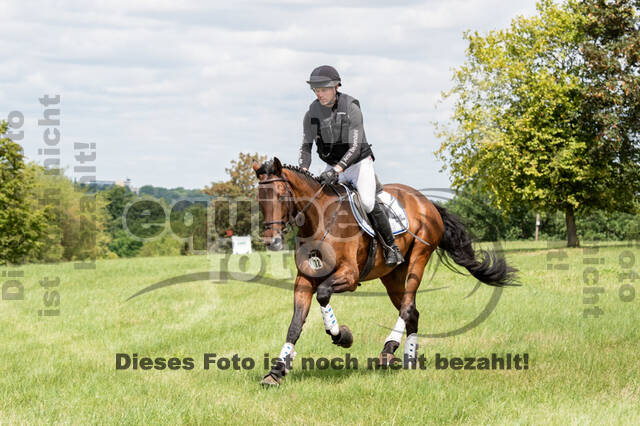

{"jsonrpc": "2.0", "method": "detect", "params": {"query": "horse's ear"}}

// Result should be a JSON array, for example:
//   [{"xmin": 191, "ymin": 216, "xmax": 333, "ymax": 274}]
[
  {"xmin": 273, "ymin": 157, "xmax": 282, "ymax": 176},
  {"xmin": 253, "ymin": 160, "xmax": 265, "ymax": 179}
]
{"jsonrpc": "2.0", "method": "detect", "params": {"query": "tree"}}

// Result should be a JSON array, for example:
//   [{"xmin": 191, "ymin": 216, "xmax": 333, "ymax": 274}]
[
  {"xmin": 445, "ymin": 184, "xmax": 537, "ymax": 241},
  {"xmin": 576, "ymin": 0, "xmax": 640, "ymax": 206},
  {"xmin": 138, "ymin": 185, "xmax": 206, "ymax": 204},
  {"xmin": 0, "ymin": 122, "xmax": 46, "ymax": 264},
  {"xmin": 101, "ymin": 186, "xmax": 143, "ymax": 257},
  {"xmin": 221, "ymin": 152, "xmax": 268, "ymax": 197},
  {"xmin": 24, "ymin": 163, "xmax": 114, "ymax": 262},
  {"xmin": 436, "ymin": 0, "xmax": 640, "ymax": 247},
  {"xmin": 203, "ymin": 152, "xmax": 268, "ymax": 250}
]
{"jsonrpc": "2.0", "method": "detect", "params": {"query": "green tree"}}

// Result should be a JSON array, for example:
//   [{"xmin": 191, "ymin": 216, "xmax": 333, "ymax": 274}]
[
  {"xmin": 576, "ymin": 0, "xmax": 640, "ymax": 206},
  {"xmin": 436, "ymin": 0, "xmax": 640, "ymax": 247},
  {"xmin": 169, "ymin": 200, "xmax": 209, "ymax": 254},
  {"xmin": 101, "ymin": 186, "xmax": 143, "ymax": 257},
  {"xmin": 138, "ymin": 185, "xmax": 207, "ymax": 204},
  {"xmin": 25, "ymin": 164, "xmax": 113, "ymax": 262},
  {"xmin": 445, "ymin": 184, "xmax": 537, "ymax": 241},
  {"xmin": 203, "ymin": 152, "xmax": 268, "ymax": 250},
  {"xmin": 0, "ymin": 122, "xmax": 46, "ymax": 264},
  {"xmin": 138, "ymin": 234, "xmax": 183, "ymax": 257},
  {"xmin": 102, "ymin": 185, "xmax": 209, "ymax": 258}
]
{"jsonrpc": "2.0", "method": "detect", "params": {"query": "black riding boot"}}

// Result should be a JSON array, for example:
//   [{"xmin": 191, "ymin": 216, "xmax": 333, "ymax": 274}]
[{"xmin": 367, "ymin": 200, "xmax": 404, "ymax": 265}]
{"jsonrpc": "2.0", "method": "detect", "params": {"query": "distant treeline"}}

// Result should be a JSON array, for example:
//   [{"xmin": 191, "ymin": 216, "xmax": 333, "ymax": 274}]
[
  {"xmin": 445, "ymin": 185, "xmax": 640, "ymax": 242},
  {"xmin": 138, "ymin": 185, "xmax": 208, "ymax": 204},
  {"xmin": 85, "ymin": 184, "xmax": 213, "ymax": 258},
  {"xmin": 1, "ymin": 126, "xmax": 637, "ymax": 266},
  {"xmin": 6, "ymin": 170, "xmax": 640, "ymax": 266},
  {"xmin": 6, "ymin": 169, "xmax": 205, "ymax": 262}
]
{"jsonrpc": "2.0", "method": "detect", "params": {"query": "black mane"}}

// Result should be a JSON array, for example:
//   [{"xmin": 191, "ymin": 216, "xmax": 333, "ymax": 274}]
[
  {"xmin": 255, "ymin": 159, "xmax": 322, "ymax": 185},
  {"xmin": 282, "ymin": 164, "xmax": 321, "ymax": 184}
]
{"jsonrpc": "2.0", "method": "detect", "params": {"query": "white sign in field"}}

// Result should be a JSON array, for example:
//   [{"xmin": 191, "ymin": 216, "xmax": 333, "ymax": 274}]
[{"xmin": 231, "ymin": 236, "xmax": 252, "ymax": 254}]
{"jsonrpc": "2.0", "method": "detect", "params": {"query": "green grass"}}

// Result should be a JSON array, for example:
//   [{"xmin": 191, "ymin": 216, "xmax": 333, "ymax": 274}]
[{"xmin": 1, "ymin": 241, "xmax": 639, "ymax": 424}]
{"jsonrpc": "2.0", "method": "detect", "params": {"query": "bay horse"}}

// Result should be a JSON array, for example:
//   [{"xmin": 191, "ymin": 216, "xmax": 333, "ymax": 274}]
[{"xmin": 253, "ymin": 157, "xmax": 517, "ymax": 386}]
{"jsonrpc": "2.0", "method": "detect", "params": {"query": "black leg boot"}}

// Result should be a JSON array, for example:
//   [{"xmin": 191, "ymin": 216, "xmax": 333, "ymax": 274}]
[{"xmin": 367, "ymin": 200, "xmax": 404, "ymax": 265}]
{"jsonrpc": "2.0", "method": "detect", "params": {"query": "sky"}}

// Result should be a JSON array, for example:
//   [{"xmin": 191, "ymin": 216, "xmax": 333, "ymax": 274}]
[{"xmin": 0, "ymin": 0, "xmax": 539, "ymax": 190}]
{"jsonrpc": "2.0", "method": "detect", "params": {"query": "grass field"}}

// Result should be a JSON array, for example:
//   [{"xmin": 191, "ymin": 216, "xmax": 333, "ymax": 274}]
[{"xmin": 1, "ymin": 240, "xmax": 639, "ymax": 424}]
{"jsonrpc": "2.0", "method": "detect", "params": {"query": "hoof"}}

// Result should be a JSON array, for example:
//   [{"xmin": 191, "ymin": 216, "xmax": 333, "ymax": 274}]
[
  {"xmin": 378, "ymin": 352, "xmax": 397, "ymax": 367},
  {"xmin": 261, "ymin": 373, "xmax": 281, "ymax": 387},
  {"xmin": 336, "ymin": 325, "xmax": 353, "ymax": 348}
]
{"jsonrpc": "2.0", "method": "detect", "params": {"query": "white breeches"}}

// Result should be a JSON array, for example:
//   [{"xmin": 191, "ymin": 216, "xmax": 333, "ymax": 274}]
[{"xmin": 324, "ymin": 155, "xmax": 376, "ymax": 213}]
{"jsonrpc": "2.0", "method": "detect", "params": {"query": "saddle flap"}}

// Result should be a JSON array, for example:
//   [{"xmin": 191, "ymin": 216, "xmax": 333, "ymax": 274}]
[{"xmin": 340, "ymin": 184, "xmax": 409, "ymax": 238}]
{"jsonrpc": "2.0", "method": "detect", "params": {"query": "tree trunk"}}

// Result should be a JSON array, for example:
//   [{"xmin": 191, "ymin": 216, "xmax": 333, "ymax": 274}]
[{"xmin": 565, "ymin": 206, "xmax": 579, "ymax": 247}]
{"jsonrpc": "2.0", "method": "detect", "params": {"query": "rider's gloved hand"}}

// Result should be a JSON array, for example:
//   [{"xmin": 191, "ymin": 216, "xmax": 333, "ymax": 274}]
[{"xmin": 319, "ymin": 168, "xmax": 340, "ymax": 185}]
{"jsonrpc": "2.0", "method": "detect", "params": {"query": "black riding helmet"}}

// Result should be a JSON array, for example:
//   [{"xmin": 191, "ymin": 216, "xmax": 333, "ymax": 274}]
[{"xmin": 306, "ymin": 65, "xmax": 342, "ymax": 88}]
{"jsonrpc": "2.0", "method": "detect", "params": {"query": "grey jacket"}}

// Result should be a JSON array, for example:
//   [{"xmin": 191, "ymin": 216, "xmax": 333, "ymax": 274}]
[{"xmin": 298, "ymin": 92, "xmax": 374, "ymax": 170}]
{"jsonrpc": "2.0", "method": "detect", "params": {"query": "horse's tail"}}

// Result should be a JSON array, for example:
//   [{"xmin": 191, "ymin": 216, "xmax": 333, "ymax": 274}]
[{"xmin": 434, "ymin": 203, "xmax": 519, "ymax": 287}]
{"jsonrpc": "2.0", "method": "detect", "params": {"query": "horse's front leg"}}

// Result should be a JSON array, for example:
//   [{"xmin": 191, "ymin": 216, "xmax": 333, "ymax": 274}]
[
  {"xmin": 317, "ymin": 266, "xmax": 357, "ymax": 348},
  {"xmin": 261, "ymin": 274, "xmax": 314, "ymax": 387}
]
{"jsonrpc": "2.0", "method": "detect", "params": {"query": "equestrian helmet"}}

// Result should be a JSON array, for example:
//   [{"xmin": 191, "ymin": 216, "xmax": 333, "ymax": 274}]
[{"xmin": 306, "ymin": 65, "xmax": 341, "ymax": 88}]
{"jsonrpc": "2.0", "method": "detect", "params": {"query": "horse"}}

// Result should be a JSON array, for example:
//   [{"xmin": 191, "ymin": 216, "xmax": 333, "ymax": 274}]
[{"xmin": 253, "ymin": 157, "xmax": 518, "ymax": 386}]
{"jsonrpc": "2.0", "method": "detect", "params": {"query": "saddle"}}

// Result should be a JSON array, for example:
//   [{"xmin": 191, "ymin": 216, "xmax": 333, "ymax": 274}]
[{"xmin": 339, "ymin": 178, "xmax": 409, "ymax": 238}]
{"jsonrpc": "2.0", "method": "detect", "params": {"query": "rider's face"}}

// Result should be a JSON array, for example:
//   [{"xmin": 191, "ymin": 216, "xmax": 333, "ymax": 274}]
[{"xmin": 313, "ymin": 86, "xmax": 338, "ymax": 107}]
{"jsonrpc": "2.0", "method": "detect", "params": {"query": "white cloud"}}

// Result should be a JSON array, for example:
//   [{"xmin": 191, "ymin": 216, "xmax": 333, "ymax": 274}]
[{"xmin": 0, "ymin": 0, "xmax": 538, "ymax": 189}]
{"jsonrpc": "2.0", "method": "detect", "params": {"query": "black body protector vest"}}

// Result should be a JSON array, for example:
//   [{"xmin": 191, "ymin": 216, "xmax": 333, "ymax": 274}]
[{"xmin": 308, "ymin": 92, "xmax": 374, "ymax": 167}]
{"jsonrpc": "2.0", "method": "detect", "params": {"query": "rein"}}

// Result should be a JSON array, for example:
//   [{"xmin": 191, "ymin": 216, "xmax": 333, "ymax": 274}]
[
  {"xmin": 258, "ymin": 176, "xmax": 346, "ymax": 240},
  {"xmin": 258, "ymin": 177, "xmax": 327, "ymax": 233},
  {"xmin": 320, "ymin": 185, "xmax": 346, "ymax": 241}
]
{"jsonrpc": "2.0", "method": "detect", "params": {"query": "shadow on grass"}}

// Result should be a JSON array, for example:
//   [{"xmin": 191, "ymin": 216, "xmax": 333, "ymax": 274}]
[
  {"xmin": 126, "ymin": 271, "xmax": 448, "ymax": 301},
  {"xmin": 258, "ymin": 361, "xmax": 416, "ymax": 385}
]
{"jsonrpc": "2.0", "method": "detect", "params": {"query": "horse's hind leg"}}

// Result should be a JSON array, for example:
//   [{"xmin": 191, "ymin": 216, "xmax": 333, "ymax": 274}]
[
  {"xmin": 380, "ymin": 247, "xmax": 432, "ymax": 367},
  {"xmin": 379, "ymin": 262, "xmax": 409, "ymax": 365},
  {"xmin": 399, "ymin": 249, "xmax": 432, "ymax": 367}
]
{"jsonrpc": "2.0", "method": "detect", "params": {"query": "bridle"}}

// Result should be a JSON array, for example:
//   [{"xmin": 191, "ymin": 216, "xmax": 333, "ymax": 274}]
[
  {"xmin": 258, "ymin": 177, "xmax": 296, "ymax": 233},
  {"xmin": 257, "ymin": 176, "xmax": 327, "ymax": 235}
]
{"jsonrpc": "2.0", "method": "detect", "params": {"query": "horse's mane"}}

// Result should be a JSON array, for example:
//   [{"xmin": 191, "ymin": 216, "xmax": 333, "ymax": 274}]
[
  {"xmin": 282, "ymin": 164, "xmax": 321, "ymax": 185},
  {"xmin": 255, "ymin": 159, "xmax": 323, "ymax": 187}
]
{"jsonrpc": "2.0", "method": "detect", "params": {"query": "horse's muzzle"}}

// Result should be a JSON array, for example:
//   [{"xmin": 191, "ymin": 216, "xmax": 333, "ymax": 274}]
[{"xmin": 265, "ymin": 234, "xmax": 284, "ymax": 251}]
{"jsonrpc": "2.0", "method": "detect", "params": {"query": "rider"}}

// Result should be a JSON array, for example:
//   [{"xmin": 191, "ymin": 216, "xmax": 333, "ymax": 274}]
[{"xmin": 299, "ymin": 65, "xmax": 403, "ymax": 265}]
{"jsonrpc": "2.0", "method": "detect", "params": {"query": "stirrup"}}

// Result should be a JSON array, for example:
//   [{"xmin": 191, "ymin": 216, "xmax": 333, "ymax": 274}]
[{"xmin": 380, "ymin": 240, "xmax": 404, "ymax": 265}]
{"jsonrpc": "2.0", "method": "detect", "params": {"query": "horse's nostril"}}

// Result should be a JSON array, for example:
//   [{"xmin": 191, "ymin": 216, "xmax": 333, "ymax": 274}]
[{"xmin": 269, "ymin": 236, "xmax": 284, "ymax": 251}]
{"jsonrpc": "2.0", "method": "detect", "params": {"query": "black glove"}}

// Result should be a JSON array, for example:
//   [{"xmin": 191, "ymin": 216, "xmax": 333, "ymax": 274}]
[{"xmin": 319, "ymin": 169, "xmax": 339, "ymax": 185}]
